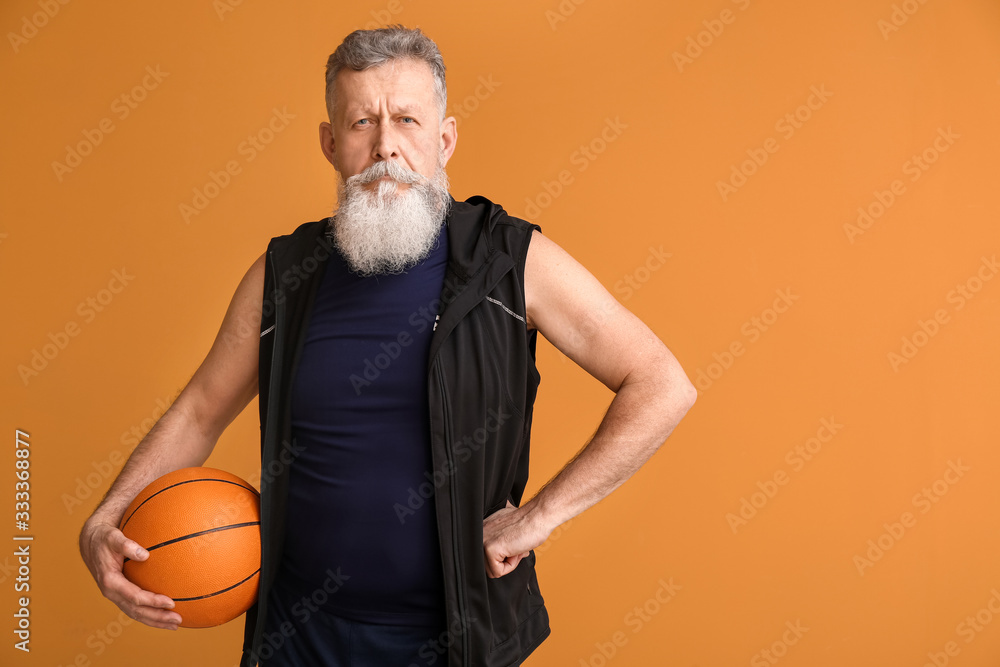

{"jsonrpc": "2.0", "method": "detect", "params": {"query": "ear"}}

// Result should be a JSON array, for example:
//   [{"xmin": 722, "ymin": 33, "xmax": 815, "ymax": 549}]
[
  {"xmin": 319, "ymin": 121, "xmax": 336, "ymax": 168},
  {"xmin": 439, "ymin": 115, "xmax": 458, "ymax": 168}
]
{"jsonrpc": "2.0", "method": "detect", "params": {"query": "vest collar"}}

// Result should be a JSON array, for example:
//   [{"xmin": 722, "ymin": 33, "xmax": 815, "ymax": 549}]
[
  {"xmin": 268, "ymin": 193, "xmax": 517, "ymax": 366},
  {"xmin": 270, "ymin": 192, "xmax": 503, "ymax": 280}
]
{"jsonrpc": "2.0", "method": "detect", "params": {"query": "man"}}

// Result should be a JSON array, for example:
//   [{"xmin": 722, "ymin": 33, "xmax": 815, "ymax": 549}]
[{"xmin": 79, "ymin": 25, "xmax": 697, "ymax": 666}]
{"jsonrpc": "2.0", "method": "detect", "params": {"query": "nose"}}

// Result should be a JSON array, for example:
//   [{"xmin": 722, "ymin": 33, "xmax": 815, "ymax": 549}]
[{"xmin": 372, "ymin": 122, "xmax": 400, "ymax": 161}]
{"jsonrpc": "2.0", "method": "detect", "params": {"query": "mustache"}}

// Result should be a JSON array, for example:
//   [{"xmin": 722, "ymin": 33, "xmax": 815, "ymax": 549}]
[{"xmin": 346, "ymin": 160, "xmax": 424, "ymax": 186}]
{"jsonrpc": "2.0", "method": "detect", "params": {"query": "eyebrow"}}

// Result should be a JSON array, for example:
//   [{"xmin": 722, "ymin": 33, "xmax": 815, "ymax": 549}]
[{"xmin": 346, "ymin": 103, "xmax": 424, "ymax": 117}]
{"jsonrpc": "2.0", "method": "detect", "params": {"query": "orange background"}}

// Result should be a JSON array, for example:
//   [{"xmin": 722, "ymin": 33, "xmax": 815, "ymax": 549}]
[{"xmin": 2, "ymin": 0, "xmax": 1000, "ymax": 665}]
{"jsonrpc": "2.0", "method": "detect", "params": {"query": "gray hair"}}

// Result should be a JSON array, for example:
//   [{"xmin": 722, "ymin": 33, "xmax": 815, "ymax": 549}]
[{"xmin": 325, "ymin": 25, "xmax": 447, "ymax": 124}]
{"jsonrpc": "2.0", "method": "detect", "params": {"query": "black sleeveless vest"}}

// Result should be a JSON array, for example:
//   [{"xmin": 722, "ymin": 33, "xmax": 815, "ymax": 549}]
[{"xmin": 242, "ymin": 194, "xmax": 551, "ymax": 666}]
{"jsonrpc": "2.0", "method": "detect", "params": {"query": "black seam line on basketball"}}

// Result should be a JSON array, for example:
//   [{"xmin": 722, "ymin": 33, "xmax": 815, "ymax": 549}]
[
  {"xmin": 121, "ymin": 522, "xmax": 260, "ymax": 564},
  {"xmin": 170, "ymin": 567, "xmax": 261, "ymax": 602},
  {"xmin": 120, "ymin": 478, "xmax": 256, "ymax": 532}
]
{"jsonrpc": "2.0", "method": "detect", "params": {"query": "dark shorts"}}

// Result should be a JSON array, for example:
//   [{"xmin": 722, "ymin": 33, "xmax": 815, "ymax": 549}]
[{"xmin": 256, "ymin": 572, "xmax": 448, "ymax": 667}]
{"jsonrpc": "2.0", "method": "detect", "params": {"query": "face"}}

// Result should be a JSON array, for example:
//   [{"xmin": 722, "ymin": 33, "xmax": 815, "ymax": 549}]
[
  {"xmin": 318, "ymin": 58, "xmax": 459, "ymax": 276},
  {"xmin": 320, "ymin": 57, "xmax": 457, "ymax": 194}
]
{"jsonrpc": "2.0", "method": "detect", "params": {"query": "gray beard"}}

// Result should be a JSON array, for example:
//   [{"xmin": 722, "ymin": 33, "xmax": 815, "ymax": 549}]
[{"xmin": 327, "ymin": 158, "xmax": 451, "ymax": 277}]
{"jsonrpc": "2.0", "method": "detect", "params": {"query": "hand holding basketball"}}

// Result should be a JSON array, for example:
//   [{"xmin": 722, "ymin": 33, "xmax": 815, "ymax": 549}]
[
  {"xmin": 79, "ymin": 519, "xmax": 183, "ymax": 630},
  {"xmin": 117, "ymin": 467, "xmax": 261, "ymax": 628}
]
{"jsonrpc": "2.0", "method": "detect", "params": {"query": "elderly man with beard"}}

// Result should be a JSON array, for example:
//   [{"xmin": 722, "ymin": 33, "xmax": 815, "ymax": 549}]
[{"xmin": 79, "ymin": 25, "xmax": 697, "ymax": 667}]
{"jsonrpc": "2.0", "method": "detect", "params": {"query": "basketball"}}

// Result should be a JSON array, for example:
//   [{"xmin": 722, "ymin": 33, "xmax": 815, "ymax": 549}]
[{"xmin": 118, "ymin": 467, "xmax": 261, "ymax": 628}]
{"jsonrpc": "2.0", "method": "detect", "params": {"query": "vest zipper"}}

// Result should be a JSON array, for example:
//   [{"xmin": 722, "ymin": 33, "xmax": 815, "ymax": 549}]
[
  {"xmin": 253, "ymin": 247, "xmax": 283, "ymax": 663},
  {"xmin": 435, "ymin": 359, "xmax": 470, "ymax": 666}
]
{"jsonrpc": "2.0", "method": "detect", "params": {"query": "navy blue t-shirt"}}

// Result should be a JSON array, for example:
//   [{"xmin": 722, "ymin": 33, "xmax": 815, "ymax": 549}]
[{"xmin": 279, "ymin": 223, "xmax": 449, "ymax": 627}]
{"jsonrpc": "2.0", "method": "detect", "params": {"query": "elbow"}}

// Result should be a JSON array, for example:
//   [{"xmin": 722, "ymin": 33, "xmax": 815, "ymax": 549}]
[
  {"xmin": 669, "ymin": 367, "xmax": 698, "ymax": 413},
  {"xmin": 628, "ymin": 352, "xmax": 698, "ymax": 412},
  {"xmin": 683, "ymin": 382, "xmax": 698, "ymax": 409},
  {"xmin": 679, "ymin": 380, "xmax": 698, "ymax": 413}
]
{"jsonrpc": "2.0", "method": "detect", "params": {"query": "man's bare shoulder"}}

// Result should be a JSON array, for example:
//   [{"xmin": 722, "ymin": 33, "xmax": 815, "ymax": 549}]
[
  {"xmin": 523, "ymin": 229, "xmax": 672, "ymax": 394},
  {"xmin": 240, "ymin": 252, "xmax": 266, "ymax": 308},
  {"xmin": 523, "ymin": 229, "xmax": 601, "ymax": 333}
]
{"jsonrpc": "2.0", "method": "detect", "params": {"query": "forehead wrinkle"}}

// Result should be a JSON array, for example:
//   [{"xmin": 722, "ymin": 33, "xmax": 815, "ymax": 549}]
[
  {"xmin": 344, "ymin": 98, "xmax": 426, "ymax": 118},
  {"xmin": 338, "ymin": 60, "xmax": 435, "ymax": 119}
]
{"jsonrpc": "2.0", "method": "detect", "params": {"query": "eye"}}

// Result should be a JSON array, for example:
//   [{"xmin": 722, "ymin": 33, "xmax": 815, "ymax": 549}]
[
  {"xmin": 401, "ymin": 117, "xmax": 416, "ymax": 123},
  {"xmin": 355, "ymin": 118, "xmax": 371, "ymax": 126}
]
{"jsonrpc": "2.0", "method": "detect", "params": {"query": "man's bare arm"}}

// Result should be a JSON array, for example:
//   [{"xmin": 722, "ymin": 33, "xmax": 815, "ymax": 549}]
[
  {"xmin": 79, "ymin": 251, "xmax": 266, "ymax": 628},
  {"xmin": 482, "ymin": 231, "xmax": 697, "ymax": 577}
]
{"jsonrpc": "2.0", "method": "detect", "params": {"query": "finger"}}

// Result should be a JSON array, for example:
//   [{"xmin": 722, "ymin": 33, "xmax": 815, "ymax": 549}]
[
  {"xmin": 128, "ymin": 583, "xmax": 177, "ymax": 612},
  {"xmin": 131, "ymin": 604, "xmax": 184, "ymax": 629},
  {"xmin": 103, "ymin": 569, "xmax": 176, "ymax": 611},
  {"xmin": 486, "ymin": 553, "xmax": 520, "ymax": 579},
  {"xmin": 484, "ymin": 554, "xmax": 502, "ymax": 579},
  {"xmin": 116, "ymin": 533, "xmax": 149, "ymax": 561},
  {"xmin": 102, "ymin": 546, "xmax": 173, "ymax": 610},
  {"xmin": 135, "ymin": 588, "xmax": 177, "ymax": 611},
  {"xmin": 502, "ymin": 552, "xmax": 528, "ymax": 575},
  {"xmin": 493, "ymin": 559, "xmax": 516, "ymax": 578}
]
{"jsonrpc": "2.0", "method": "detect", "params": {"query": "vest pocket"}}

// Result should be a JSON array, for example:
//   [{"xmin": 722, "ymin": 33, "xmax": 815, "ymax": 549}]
[
  {"xmin": 483, "ymin": 498, "xmax": 508, "ymax": 520},
  {"xmin": 485, "ymin": 554, "xmax": 533, "ymax": 648}
]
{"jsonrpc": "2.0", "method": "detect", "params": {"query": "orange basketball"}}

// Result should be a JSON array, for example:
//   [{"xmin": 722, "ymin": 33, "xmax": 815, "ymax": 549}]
[{"xmin": 118, "ymin": 466, "xmax": 261, "ymax": 628}]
